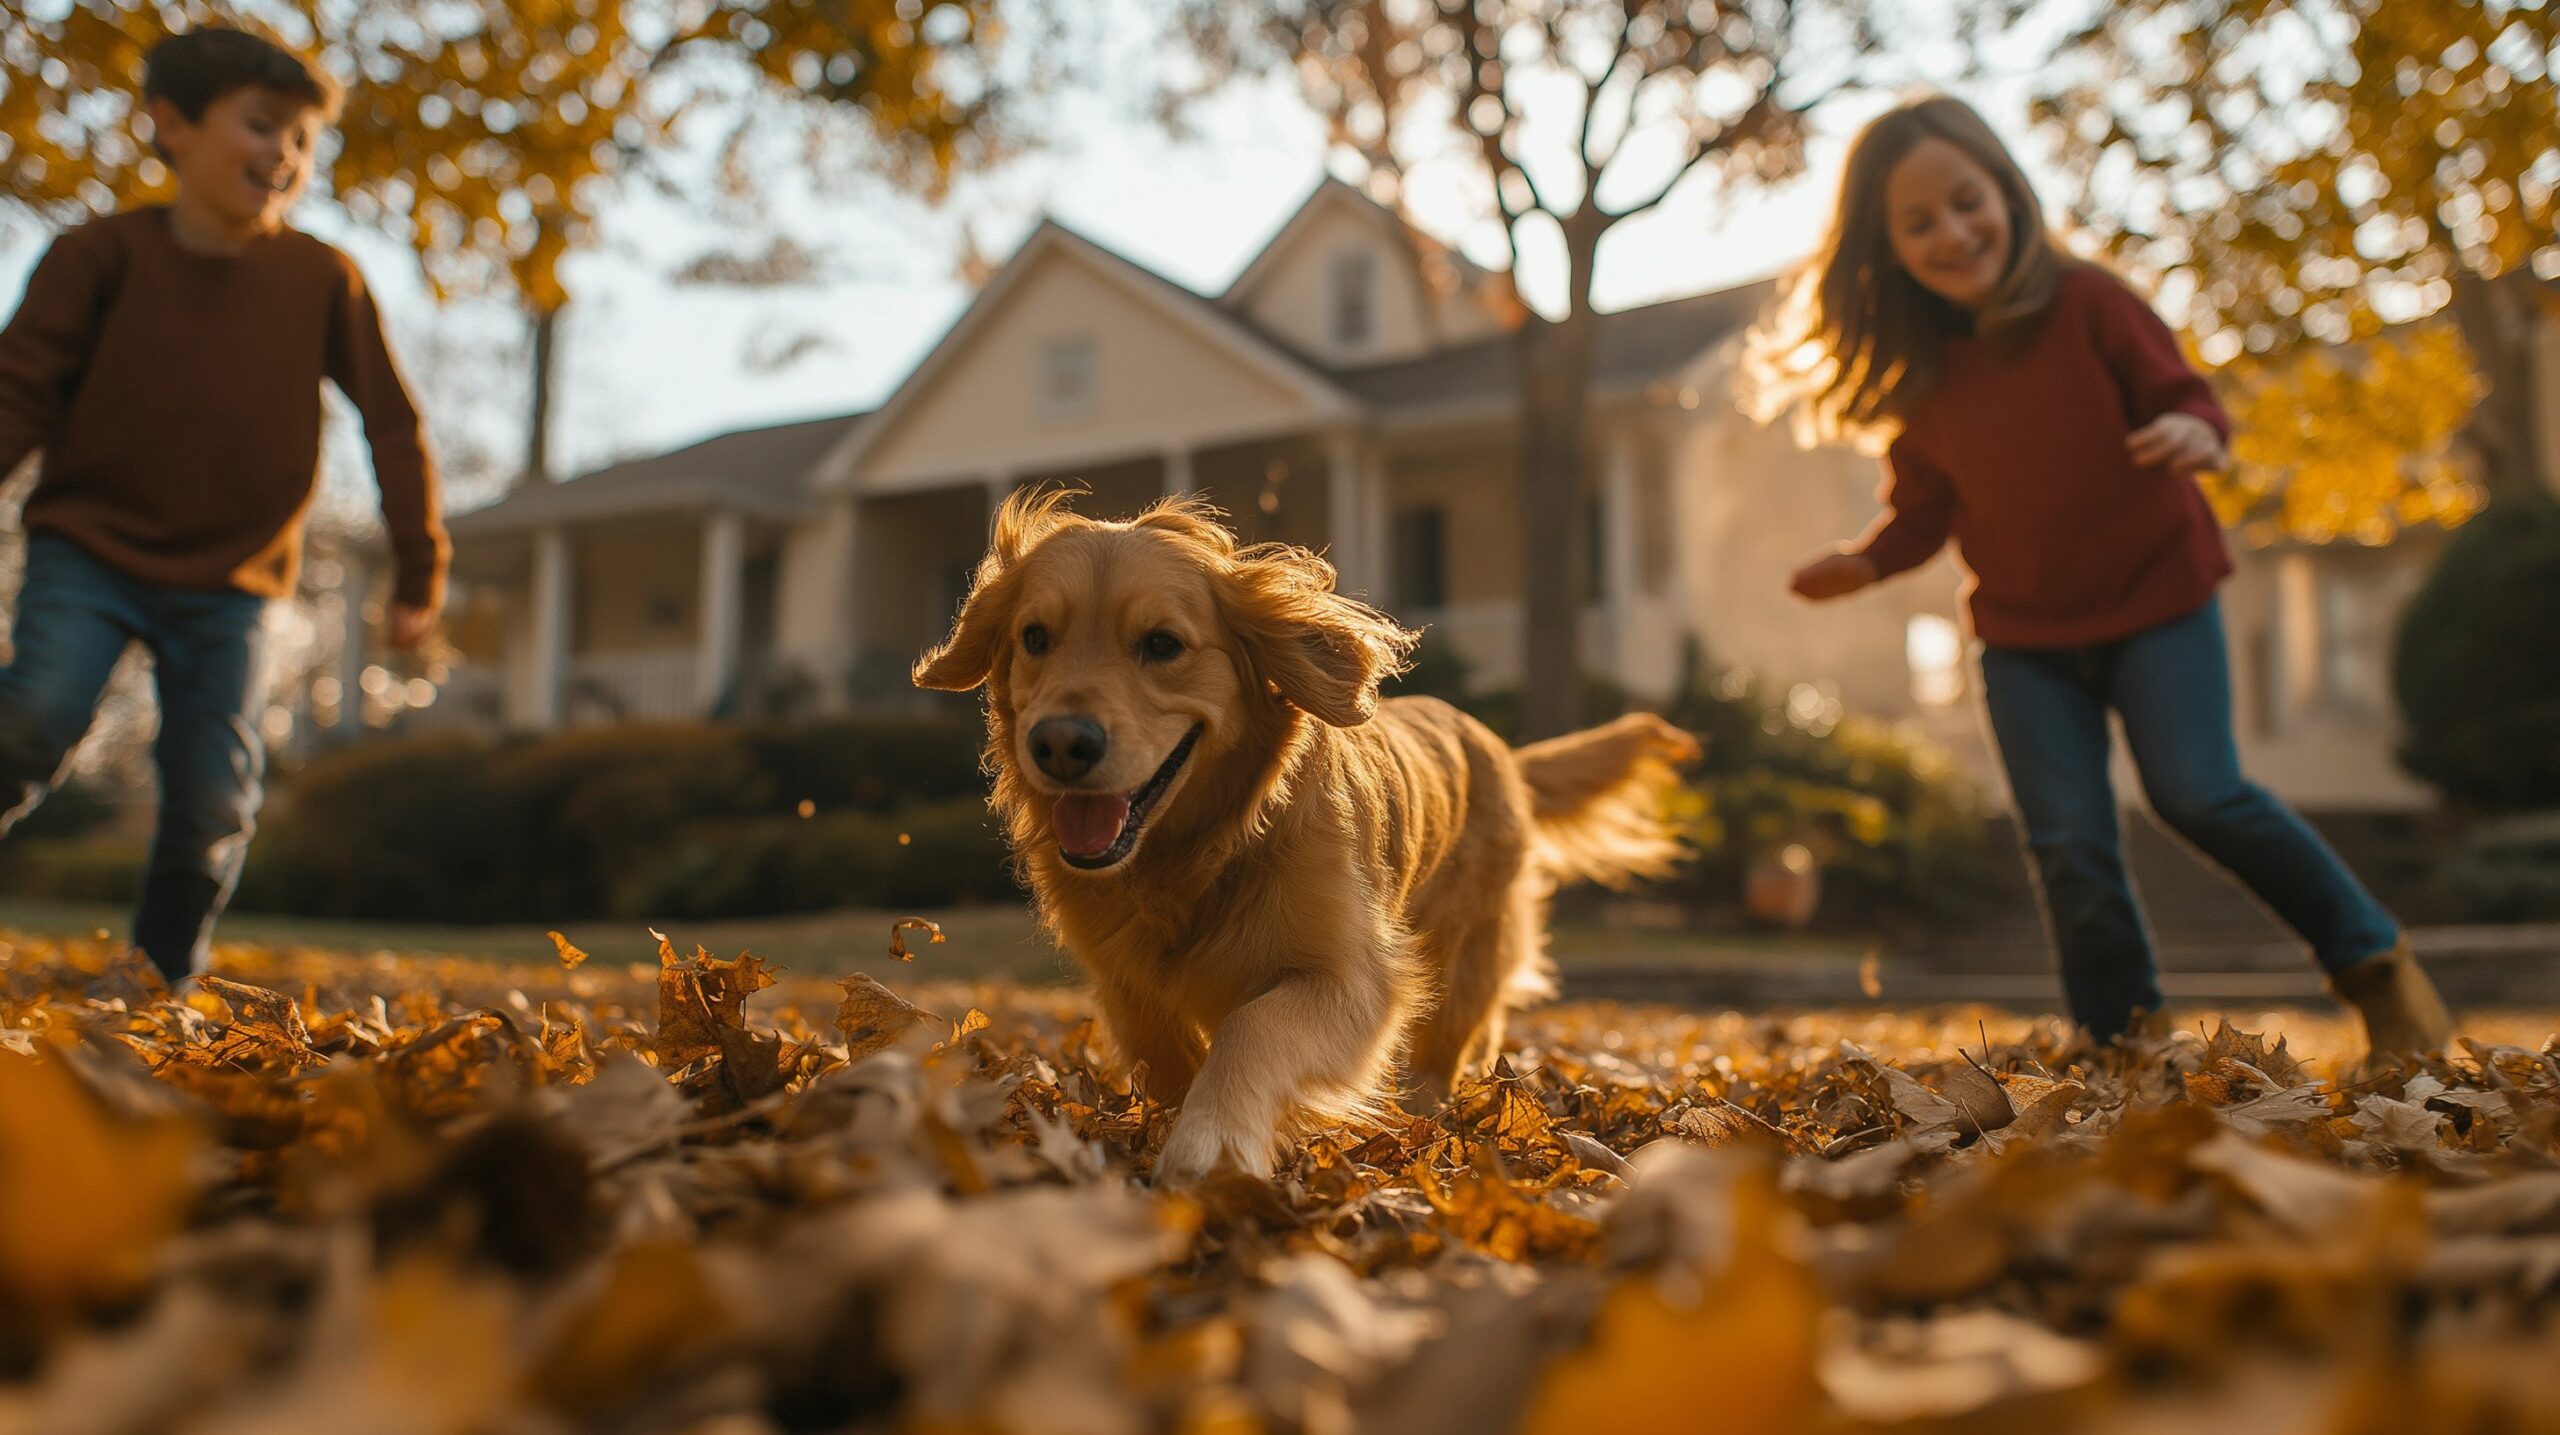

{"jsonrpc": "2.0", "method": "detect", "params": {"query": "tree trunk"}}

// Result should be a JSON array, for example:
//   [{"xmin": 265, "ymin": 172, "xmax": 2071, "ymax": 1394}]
[
  {"xmin": 1516, "ymin": 220, "xmax": 1606, "ymax": 740},
  {"xmin": 2445, "ymin": 269, "xmax": 2553, "ymax": 501},
  {"xmin": 522, "ymin": 302, "xmax": 562, "ymax": 488}
]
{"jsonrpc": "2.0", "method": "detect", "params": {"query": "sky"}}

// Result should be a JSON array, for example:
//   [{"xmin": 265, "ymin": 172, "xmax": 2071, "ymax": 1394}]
[{"xmin": 0, "ymin": 15, "xmax": 2041, "ymax": 517}]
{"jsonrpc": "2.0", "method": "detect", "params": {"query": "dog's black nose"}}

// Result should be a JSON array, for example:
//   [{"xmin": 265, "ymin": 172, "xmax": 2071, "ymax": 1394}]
[{"xmin": 1029, "ymin": 715, "xmax": 1108, "ymax": 783}]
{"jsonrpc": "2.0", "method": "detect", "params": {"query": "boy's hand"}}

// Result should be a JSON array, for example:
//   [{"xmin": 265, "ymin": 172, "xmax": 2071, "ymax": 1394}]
[
  {"xmin": 386, "ymin": 602, "xmax": 440, "ymax": 651},
  {"xmin": 1790, "ymin": 552, "xmax": 1880, "ymax": 602},
  {"xmin": 2126, "ymin": 413, "xmax": 2227, "ymax": 473}
]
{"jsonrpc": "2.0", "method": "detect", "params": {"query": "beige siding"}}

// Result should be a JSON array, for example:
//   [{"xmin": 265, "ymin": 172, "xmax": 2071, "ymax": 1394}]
[
  {"xmin": 863, "ymin": 250, "xmax": 1321, "ymax": 488},
  {"xmin": 1233, "ymin": 202, "xmax": 1439, "ymax": 364}
]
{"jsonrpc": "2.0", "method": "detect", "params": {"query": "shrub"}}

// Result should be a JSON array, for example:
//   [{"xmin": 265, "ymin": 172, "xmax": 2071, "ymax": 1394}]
[
  {"xmin": 605, "ymin": 800, "xmax": 1016, "ymax": 921},
  {"xmin": 0, "ymin": 835, "xmax": 147, "ymax": 905},
  {"xmin": 2394, "ymin": 494, "xmax": 2560, "ymax": 811},
  {"xmin": 235, "ymin": 735, "xmax": 534, "ymax": 921},
  {"xmin": 1659, "ymin": 654, "xmax": 1992, "ymax": 924},
  {"xmin": 234, "ymin": 716, "xmax": 995, "ymax": 923}
]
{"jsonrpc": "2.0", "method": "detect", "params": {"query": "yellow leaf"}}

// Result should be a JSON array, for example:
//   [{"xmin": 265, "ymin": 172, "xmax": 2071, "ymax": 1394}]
[
  {"xmin": 1520, "ymin": 1168, "xmax": 1822, "ymax": 1434},
  {"xmin": 0, "ymin": 1051, "xmax": 197, "ymax": 1315}
]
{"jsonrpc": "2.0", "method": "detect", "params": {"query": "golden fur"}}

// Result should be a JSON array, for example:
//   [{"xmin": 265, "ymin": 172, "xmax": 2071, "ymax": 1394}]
[{"xmin": 916, "ymin": 488, "xmax": 1700, "ymax": 1180}]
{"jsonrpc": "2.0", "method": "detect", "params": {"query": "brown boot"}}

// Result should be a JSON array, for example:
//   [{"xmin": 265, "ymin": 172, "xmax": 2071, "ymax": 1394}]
[{"xmin": 2330, "ymin": 940, "xmax": 2453, "ymax": 1068}]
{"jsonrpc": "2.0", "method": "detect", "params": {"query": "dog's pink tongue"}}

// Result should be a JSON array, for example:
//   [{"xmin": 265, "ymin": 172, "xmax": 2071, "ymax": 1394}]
[{"xmin": 1053, "ymin": 793, "xmax": 1132, "ymax": 858}]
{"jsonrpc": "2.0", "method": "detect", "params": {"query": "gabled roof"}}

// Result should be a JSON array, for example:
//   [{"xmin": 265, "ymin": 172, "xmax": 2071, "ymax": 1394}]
[
  {"xmin": 449, "ymin": 411, "xmax": 865, "ymax": 536},
  {"xmin": 1221, "ymin": 176, "xmax": 1517, "ymax": 322},
  {"xmin": 813, "ymin": 220, "xmax": 1359, "ymax": 490},
  {"xmin": 1331, "ymin": 280, "xmax": 1777, "ymax": 420}
]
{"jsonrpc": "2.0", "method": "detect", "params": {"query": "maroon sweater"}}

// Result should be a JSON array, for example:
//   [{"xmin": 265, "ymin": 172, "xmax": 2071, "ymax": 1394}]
[
  {"xmin": 0, "ymin": 208, "xmax": 448, "ymax": 609},
  {"xmin": 1855, "ymin": 264, "xmax": 2232, "ymax": 648}
]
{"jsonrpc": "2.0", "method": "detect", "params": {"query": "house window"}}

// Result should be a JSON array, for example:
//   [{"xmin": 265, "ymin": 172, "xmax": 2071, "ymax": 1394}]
[
  {"xmin": 1038, "ymin": 337, "xmax": 1096, "ymax": 420},
  {"xmin": 1907, "ymin": 614, "xmax": 1966, "ymax": 707},
  {"xmin": 1392, "ymin": 507, "xmax": 1448, "ymax": 611},
  {"xmin": 1330, "ymin": 250, "xmax": 1376, "ymax": 350}
]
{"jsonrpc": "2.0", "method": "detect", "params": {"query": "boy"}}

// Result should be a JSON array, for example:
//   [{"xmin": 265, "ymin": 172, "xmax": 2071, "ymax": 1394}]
[{"xmin": 0, "ymin": 27, "xmax": 448, "ymax": 984}]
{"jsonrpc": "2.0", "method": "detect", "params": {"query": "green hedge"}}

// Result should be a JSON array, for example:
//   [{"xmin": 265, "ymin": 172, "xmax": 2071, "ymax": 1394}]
[
  {"xmin": 2394, "ymin": 494, "xmax": 2560, "ymax": 811},
  {"xmin": 224, "ymin": 714, "xmax": 1007, "ymax": 922},
  {"xmin": 1429, "ymin": 645, "xmax": 1994, "ymax": 926}
]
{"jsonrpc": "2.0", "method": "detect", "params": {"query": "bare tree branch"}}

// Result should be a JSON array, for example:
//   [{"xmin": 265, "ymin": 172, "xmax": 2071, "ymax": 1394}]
[{"xmin": 1576, "ymin": 0, "xmax": 1640, "ymax": 175}]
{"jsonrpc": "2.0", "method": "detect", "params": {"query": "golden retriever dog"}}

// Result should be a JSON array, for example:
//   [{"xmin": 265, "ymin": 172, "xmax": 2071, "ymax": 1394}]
[{"xmin": 915, "ymin": 489, "xmax": 1699, "ymax": 1182}]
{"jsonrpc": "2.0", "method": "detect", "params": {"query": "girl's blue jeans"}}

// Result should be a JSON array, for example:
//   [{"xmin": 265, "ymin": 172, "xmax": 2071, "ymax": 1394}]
[
  {"xmin": 1978, "ymin": 594, "xmax": 2401, "ymax": 1040},
  {"xmin": 0, "ymin": 532, "xmax": 270, "ymax": 983}
]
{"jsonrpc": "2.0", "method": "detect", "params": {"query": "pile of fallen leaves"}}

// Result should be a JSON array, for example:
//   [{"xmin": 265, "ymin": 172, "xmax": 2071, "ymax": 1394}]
[{"xmin": 3, "ymin": 925, "xmax": 2559, "ymax": 1435}]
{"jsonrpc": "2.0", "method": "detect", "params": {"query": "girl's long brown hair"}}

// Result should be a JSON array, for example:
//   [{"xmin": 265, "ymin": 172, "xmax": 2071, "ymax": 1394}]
[{"xmin": 1742, "ymin": 94, "xmax": 2068, "ymax": 451}]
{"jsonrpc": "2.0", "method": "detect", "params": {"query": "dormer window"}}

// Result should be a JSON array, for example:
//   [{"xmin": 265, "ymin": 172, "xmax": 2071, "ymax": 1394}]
[
  {"xmin": 1038, "ymin": 337, "xmax": 1096, "ymax": 420},
  {"xmin": 1330, "ymin": 250, "xmax": 1376, "ymax": 350}
]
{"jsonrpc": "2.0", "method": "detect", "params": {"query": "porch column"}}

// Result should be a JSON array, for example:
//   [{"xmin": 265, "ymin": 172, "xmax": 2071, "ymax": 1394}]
[
  {"xmin": 1162, "ymin": 446, "xmax": 1194, "ymax": 501},
  {"xmin": 529, "ymin": 525, "xmax": 572, "ymax": 729},
  {"xmin": 697, "ymin": 507, "xmax": 747, "ymax": 712},
  {"xmin": 1325, "ymin": 431, "xmax": 1373, "ymax": 599},
  {"xmin": 1600, "ymin": 424, "xmax": 1643, "ymax": 687},
  {"xmin": 827, "ymin": 494, "xmax": 864, "ymax": 711},
  {"xmin": 2273, "ymin": 549, "xmax": 2320, "ymax": 732}
]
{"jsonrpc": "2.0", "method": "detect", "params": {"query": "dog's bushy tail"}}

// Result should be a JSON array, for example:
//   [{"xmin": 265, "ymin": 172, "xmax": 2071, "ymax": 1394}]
[{"xmin": 1515, "ymin": 712, "xmax": 1703, "ymax": 891}]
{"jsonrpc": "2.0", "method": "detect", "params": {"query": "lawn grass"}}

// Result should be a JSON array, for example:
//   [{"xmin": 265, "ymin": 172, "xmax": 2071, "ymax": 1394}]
[{"xmin": 0, "ymin": 895, "xmax": 1865, "ymax": 985}]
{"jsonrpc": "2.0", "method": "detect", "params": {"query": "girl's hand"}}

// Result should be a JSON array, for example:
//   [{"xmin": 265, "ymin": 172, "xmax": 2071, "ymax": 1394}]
[
  {"xmin": 1790, "ymin": 552, "xmax": 1880, "ymax": 601},
  {"xmin": 2126, "ymin": 413, "xmax": 2228, "ymax": 473},
  {"xmin": 386, "ymin": 602, "xmax": 440, "ymax": 651}
]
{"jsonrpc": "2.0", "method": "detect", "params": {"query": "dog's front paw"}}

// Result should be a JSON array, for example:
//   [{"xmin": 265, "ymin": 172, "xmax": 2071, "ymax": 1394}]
[{"xmin": 1154, "ymin": 1110, "xmax": 1275, "ymax": 1185}]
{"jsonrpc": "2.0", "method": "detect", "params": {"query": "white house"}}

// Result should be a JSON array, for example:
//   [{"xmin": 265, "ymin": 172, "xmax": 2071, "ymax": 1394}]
[{"xmin": 426, "ymin": 179, "xmax": 2527, "ymax": 813}]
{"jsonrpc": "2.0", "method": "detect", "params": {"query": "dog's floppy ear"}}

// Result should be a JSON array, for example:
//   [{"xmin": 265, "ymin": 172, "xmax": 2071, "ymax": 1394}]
[
  {"xmin": 913, "ymin": 486, "xmax": 1080, "ymax": 692},
  {"xmin": 1219, "ymin": 545, "xmax": 1420, "ymax": 727},
  {"xmin": 912, "ymin": 568, "xmax": 1016, "ymax": 692}
]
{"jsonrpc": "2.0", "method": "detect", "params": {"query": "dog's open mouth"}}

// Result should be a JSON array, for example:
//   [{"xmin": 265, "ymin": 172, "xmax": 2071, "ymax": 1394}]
[{"xmin": 1052, "ymin": 725, "xmax": 1202, "ymax": 871}]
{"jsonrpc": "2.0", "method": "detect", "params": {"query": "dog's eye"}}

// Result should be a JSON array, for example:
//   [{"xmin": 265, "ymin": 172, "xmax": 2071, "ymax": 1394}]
[
  {"xmin": 1139, "ymin": 630, "xmax": 1185, "ymax": 663},
  {"xmin": 1022, "ymin": 623, "xmax": 1051, "ymax": 656}
]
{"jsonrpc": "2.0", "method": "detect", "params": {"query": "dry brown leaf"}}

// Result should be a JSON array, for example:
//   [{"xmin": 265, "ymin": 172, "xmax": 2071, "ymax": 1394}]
[
  {"xmin": 888, "ymin": 918, "xmax": 945, "ymax": 962},
  {"xmin": 836, "ymin": 974, "xmax": 939, "ymax": 1064}
]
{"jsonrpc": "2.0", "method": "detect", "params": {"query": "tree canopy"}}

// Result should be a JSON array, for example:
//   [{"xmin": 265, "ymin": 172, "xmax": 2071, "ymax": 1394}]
[
  {"xmin": 2029, "ymin": 0, "xmax": 2557, "ymax": 507},
  {"xmin": 2, "ymin": 0, "xmax": 1013, "ymax": 476}
]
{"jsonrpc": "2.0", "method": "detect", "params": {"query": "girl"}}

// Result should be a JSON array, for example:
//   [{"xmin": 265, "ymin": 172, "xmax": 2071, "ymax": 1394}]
[{"xmin": 1745, "ymin": 94, "xmax": 2449, "ymax": 1062}]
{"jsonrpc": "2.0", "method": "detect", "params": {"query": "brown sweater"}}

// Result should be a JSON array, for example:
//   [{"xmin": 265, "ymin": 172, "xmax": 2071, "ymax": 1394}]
[{"xmin": 0, "ymin": 207, "xmax": 448, "ymax": 609}]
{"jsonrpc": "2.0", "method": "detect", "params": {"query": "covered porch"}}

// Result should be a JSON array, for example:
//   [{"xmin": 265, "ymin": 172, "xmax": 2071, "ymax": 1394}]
[
  {"xmin": 442, "ymin": 502, "xmax": 797, "ymax": 729},
  {"xmin": 828, "ymin": 409, "xmax": 1680, "ymax": 709}
]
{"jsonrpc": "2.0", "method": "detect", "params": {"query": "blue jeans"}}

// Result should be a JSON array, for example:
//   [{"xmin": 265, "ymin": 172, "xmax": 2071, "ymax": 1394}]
[
  {"xmin": 0, "ymin": 533, "xmax": 270, "ymax": 982},
  {"xmin": 1978, "ymin": 595, "xmax": 2400, "ymax": 1039}
]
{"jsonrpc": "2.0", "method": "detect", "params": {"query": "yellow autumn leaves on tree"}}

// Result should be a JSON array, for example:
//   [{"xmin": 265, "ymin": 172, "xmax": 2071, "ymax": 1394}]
[
  {"xmin": 2209, "ymin": 323, "xmax": 2487, "ymax": 547},
  {"xmin": 1, "ymin": 0, "xmax": 1012, "ymax": 323}
]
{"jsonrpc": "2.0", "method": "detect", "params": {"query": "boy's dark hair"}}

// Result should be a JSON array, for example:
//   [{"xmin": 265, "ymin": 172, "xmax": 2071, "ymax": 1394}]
[{"xmin": 142, "ymin": 28, "xmax": 341, "ymax": 126}]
